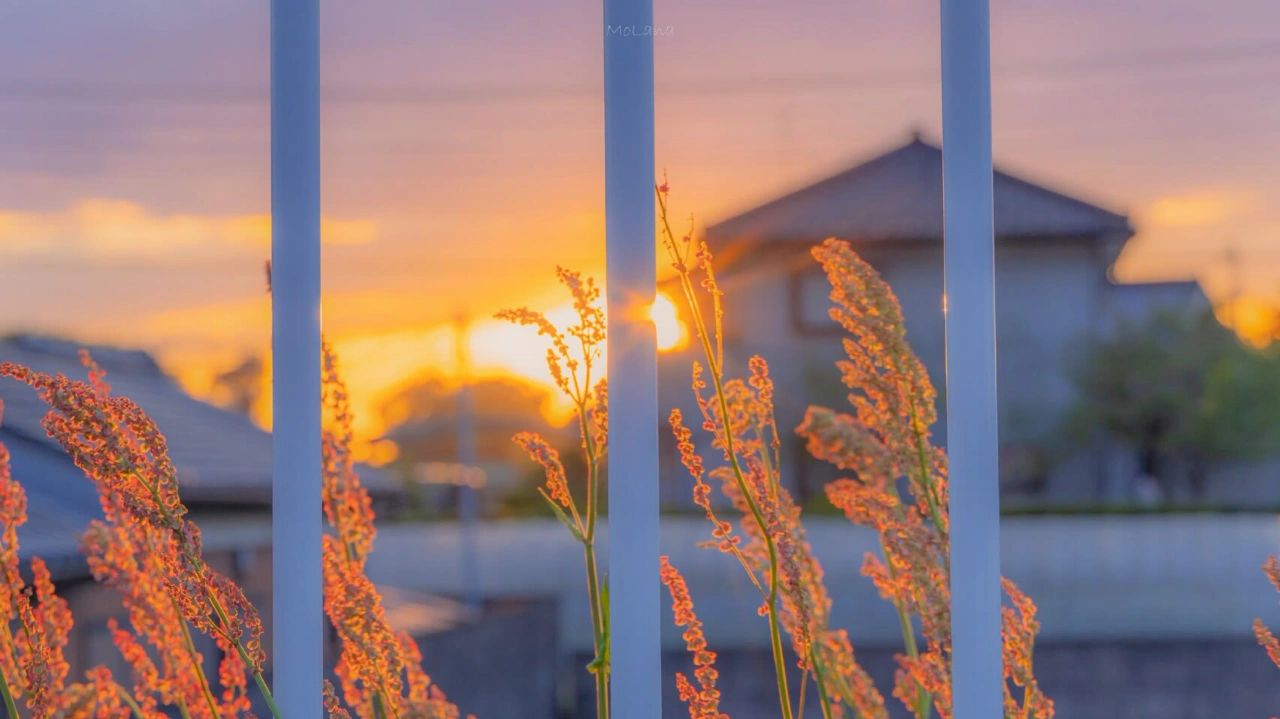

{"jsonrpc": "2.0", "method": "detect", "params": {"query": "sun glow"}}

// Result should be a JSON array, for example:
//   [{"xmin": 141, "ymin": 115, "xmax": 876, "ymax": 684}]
[
  {"xmin": 166, "ymin": 285, "xmax": 690, "ymax": 466},
  {"xmin": 651, "ymin": 292, "xmax": 688, "ymax": 352}
]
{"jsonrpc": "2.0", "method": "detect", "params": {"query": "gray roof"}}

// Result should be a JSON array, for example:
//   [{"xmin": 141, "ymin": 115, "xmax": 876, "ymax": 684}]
[
  {"xmin": 0, "ymin": 334, "xmax": 275, "ymax": 504},
  {"xmin": 707, "ymin": 135, "xmax": 1134, "ymax": 246},
  {"xmin": 1, "ymin": 334, "xmax": 398, "ymax": 571},
  {"xmin": 0, "ymin": 334, "xmax": 277, "ymax": 568}
]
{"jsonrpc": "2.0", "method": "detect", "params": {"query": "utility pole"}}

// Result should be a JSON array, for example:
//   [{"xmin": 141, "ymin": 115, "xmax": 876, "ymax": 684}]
[{"xmin": 453, "ymin": 312, "xmax": 482, "ymax": 612}]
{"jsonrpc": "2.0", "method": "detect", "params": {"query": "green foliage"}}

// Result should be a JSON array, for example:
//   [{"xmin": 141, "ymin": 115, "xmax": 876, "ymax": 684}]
[{"xmin": 1070, "ymin": 308, "xmax": 1280, "ymax": 480}]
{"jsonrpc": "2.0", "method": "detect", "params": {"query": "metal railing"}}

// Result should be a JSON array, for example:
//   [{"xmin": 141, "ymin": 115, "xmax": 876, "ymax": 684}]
[{"xmin": 268, "ymin": 0, "xmax": 1001, "ymax": 716}]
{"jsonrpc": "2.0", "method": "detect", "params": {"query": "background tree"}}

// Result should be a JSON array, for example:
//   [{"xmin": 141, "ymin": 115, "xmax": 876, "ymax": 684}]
[
  {"xmin": 211, "ymin": 355, "xmax": 264, "ymax": 417},
  {"xmin": 1070, "ymin": 308, "xmax": 1280, "ymax": 499}
]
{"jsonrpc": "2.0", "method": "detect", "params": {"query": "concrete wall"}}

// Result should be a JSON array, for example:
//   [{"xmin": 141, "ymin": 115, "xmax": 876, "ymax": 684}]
[
  {"xmin": 368, "ymin": 515, "xmax": 1280, "ymax": 652},
  {"xmin": 414, "ymin": 600, "xmax": 560, "ymax": 719},
  {"xmin": 630, "ymin": 639, "xmax": 1280, "ymax": 719},
  {"xmin": 374, "ymin": 515, "xmax": 1280, "ymax": 717}
]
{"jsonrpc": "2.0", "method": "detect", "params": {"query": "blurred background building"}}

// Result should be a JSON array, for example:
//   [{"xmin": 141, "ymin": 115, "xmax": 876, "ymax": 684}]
[
  {"xmin": 658, "ymin": 133, "xmax": 1256, "ymax": 511},
  {"xmin": 3, "ymin": 1, "xmax": 1280, "ymax": 716}
]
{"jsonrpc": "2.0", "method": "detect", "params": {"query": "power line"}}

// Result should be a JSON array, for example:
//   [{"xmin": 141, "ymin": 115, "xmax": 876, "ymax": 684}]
[{"xmin": 0, "ymin": 39, "xmax": 1276, "ymax": 106}]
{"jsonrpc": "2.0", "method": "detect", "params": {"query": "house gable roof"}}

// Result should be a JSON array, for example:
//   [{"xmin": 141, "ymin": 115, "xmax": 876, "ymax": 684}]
[
  {"xmin": 706, "ymin": 135, "xmax": 1133, "ymax": 246},
  {"xmin": 1, "ymin": 334, "xmax": 397, "ymax": 570},
  {"xmin": 1102, "ymin": 279, "xmax": 1212, "ymax": 329}
]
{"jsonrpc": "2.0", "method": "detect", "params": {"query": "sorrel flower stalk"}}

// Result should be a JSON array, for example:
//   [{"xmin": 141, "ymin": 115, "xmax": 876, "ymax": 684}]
[
  {"xmin": 798, "ymin": 238, "xmax": 1052, "ymax": 719},
  {"xmin": 657, "ymin": 185, "xmax": 884, "ymax": 719},
  {"xmin": 0, "ymin": 406, "xmax": 28, "ymax": 719},
  {"xmin": 1, "ymin": 401, "xmax": 158, "ymax": 719},
  {"xmin": 82, "ymin": 510, "xmax": 242, "ymax": 719},
  {"xmin": 0, "ymin": 406, "xmax": 73, "ymax": 719},
  {"xmin": 2, "ymin": 338, "xmax": 467, "ymax": 719},
  {"xmin": 71, "ymin": 361, "xmax": 239, "ymax": 719},
  {"xmin": 659, "ymin": 556, "xmax": 727, "ymax": 719},
  {"xmin": 499, "ymin": 268, "xmax": 610, "ymax": 719},
  {"xmin": 0, "ymin": 358, "xmax": 278, "ymax": 719},
  {"xmin": 1253, "ymin": 556, "xmax": 1280, "ymax": 670},
  {"xmin": 319, "ymin": 344, "xmax": 469, "ymax": 719}
]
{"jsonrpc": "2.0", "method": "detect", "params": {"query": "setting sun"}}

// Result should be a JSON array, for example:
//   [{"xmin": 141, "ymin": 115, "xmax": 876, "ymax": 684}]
[{"xmin": 651, "ymin": 292, "xmax": 688, "ymax": 351}]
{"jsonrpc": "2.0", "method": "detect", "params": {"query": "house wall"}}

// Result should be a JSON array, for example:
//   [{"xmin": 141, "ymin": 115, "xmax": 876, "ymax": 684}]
[{"xmin": 658, "ymin": 237, "xmax": 1110, "ymax": 503}]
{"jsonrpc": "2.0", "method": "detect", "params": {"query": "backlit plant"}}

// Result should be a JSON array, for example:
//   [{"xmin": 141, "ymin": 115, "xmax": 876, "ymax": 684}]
[
  {"xmin": 0, "ymin": 347, "xmax": 468, "ymax": 719},
  {"xmin": 1253, "ymin": 556, "xmax": 1280, "ymax": 673},
  {"xmin": 498, "ymin": 269, "xmax": 611, "ymax": 719},
  {"xmin": 658, "ymin": 185, "xmax": 882, "ymax": 719},
  {"xmin": 655, "ymin": 186, "xmax": 1054, "ymax": 719},
  {"xmin": 3, "ymin": 199, "xmax": 1059, "ymax": 719},
  {"xmin": 797, "ymin": 238, "xmax": 1052, "ymax": 719}
]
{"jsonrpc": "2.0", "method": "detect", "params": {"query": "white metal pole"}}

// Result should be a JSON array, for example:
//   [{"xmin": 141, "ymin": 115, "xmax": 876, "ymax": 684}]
[
  {"xmin": 604, "ymin": 2, "xmax": 660, "ymax": 717},
  {"xmin": 271, "ymin": 1, "xmax": 322, "ymax": 716},
  {"xmin": 940, "ymin": 0, "xmax": 1002, "ymax": 717}
]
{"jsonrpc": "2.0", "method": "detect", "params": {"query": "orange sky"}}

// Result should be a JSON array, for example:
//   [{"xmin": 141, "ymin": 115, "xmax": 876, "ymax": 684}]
[{"xmin": 1, "ymin": 1, "xmax": 1278, "ymax": 450}]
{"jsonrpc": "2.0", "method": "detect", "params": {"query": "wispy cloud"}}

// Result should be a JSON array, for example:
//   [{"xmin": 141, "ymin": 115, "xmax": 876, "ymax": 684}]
[
  {"xmin": 1142, "ymin": 189, "xmax": 1261, "ymax": 228},
  {"xmin": 0, "ymin": 199, "xmax": 375, "ymax": 263}
]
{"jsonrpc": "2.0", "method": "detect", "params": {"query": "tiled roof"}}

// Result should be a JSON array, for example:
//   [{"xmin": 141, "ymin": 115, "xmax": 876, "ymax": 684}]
[
  {"xmin": 0, "ymin": 334, "xmax": 276, "ymax": 568},
  {"xmin": 707, "ymin": 135, "xmax": 1133, "ymax": 246},
  {"xmin": 1, "ymin": 334, "xmax": 397, "ymax": 570},
  {"xmin": 0, "ymin": 334, "xmax": 275, "ymax": 504}
]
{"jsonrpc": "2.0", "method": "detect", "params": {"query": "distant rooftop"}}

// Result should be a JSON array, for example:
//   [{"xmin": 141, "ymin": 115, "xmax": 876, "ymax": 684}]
[
  {"xmin": 0, "ymin": 334, "xmax": 277, "ymax": 571},
  {"xmin": 0, "ymin": 334, "xmax": 275, "ymax": 504},
  {"xmin": 1, "ymin": 334, "xmax": 396, "ymax": 570},
  {"xmin": 1103, "ymin": 279, "xmax": 1211, "ymax": 327},
  {"xmin": 707, "ymin": 134, "xmax": 1134, "ymax": 247}
]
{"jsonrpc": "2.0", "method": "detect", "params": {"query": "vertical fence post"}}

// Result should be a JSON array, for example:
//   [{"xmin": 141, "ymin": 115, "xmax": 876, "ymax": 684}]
[
  {"xmin": 271, "ymin": 1, "xmax": 322, "ymax": 716},
  {"xmin": 940, "ymin": 0, "xmax": 1001, "ymax": 717},
  {"xmin": 604, "ymin": 1, "xmax": 660, "ymax": 717}
]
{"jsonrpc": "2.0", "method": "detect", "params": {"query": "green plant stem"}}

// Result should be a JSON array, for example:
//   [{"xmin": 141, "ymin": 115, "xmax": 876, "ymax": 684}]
[
  {"xmin": 583, "ymin": 542, "xmax": 609, "ymax": 719},
  {"xmin": 882, "ymin": 542, "xmax": 932, "ymax": 719},
  {"xmin": 906, "ymin": 400, "xmax": 946, "ymax": 534},
  {"xmin": 875, "ymin": 473, "xmax": 934, "ymax": 719},
  {"xmin": 806, "ymin": 649, "xmax": 835, "ymax": 719},
  {"xmin": 764, "ymin": 596, "xmax": 794, "ymax": 719},
  {"xmin": 339, "ymin": 526, "xmax": 400, "ymax": 719},
  {"xmin": 0, "ymin": 666, "xmax": 20, "ymax": 719},
  {"xmin": 131, "ymin": 469, "xmax": 280, "ymax": 719},
  {"xmin": 813, "ymin": 648, "xmax": 882, "ymax": 719},
  {"xmin": 207, "ymin": 592, "xmax": 281, "ymax": 719},
  {"xmin": 690, "ymin": 281, "xmax": 793, "ymax": 719},
  {"xmin": 113, "ymin": 682, "xmax": 148, "ymax": 719},
  {"xmin": 1022, "ymin": 645, "xmax": 1037, "ymax": 719},
  {"xmin": 659, "ymin": 188, "xmax": 793, "ymax": 719},
  {"xmin": 902, "ymin": 393, "xmax": 947, "ymax": 719},
  {"xmin": 171, "ymin": 593, "xmax": 221, "ymax": 716},
  {"xmin": 796, "ymin": 668, "xmax": 808, "ymax": 719},
  {"xmin": 580, "ymin": 401, "xmax": 610, "ymax": 719}
]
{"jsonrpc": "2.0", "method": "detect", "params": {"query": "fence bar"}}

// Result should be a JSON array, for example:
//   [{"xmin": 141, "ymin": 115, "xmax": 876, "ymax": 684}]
[
  {"xmin": 939, "ymin": 0, "xmax": 1002, "ymax": 717},
  {"xmin": 604, "ymin": 1, "xmax": 660, "ymax": 716},
  {"xmin": 270, "ymin": 1, "xmax": 323, "ymax": 717}
]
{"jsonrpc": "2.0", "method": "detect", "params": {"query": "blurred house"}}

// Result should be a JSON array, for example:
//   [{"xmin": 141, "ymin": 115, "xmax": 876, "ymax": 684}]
[
  {"xmin": 383, "ymin": 375, "xmax": 570, "ymax": 514},
  {"xmin": 659, "ymin": 133, "xmax": 1211, "ymax": 504}
]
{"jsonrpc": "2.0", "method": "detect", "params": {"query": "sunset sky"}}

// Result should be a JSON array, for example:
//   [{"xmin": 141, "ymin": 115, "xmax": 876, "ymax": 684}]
[{"xmin": 1, "ymin": 1, "xmax": 1278, "ymax": 444}]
